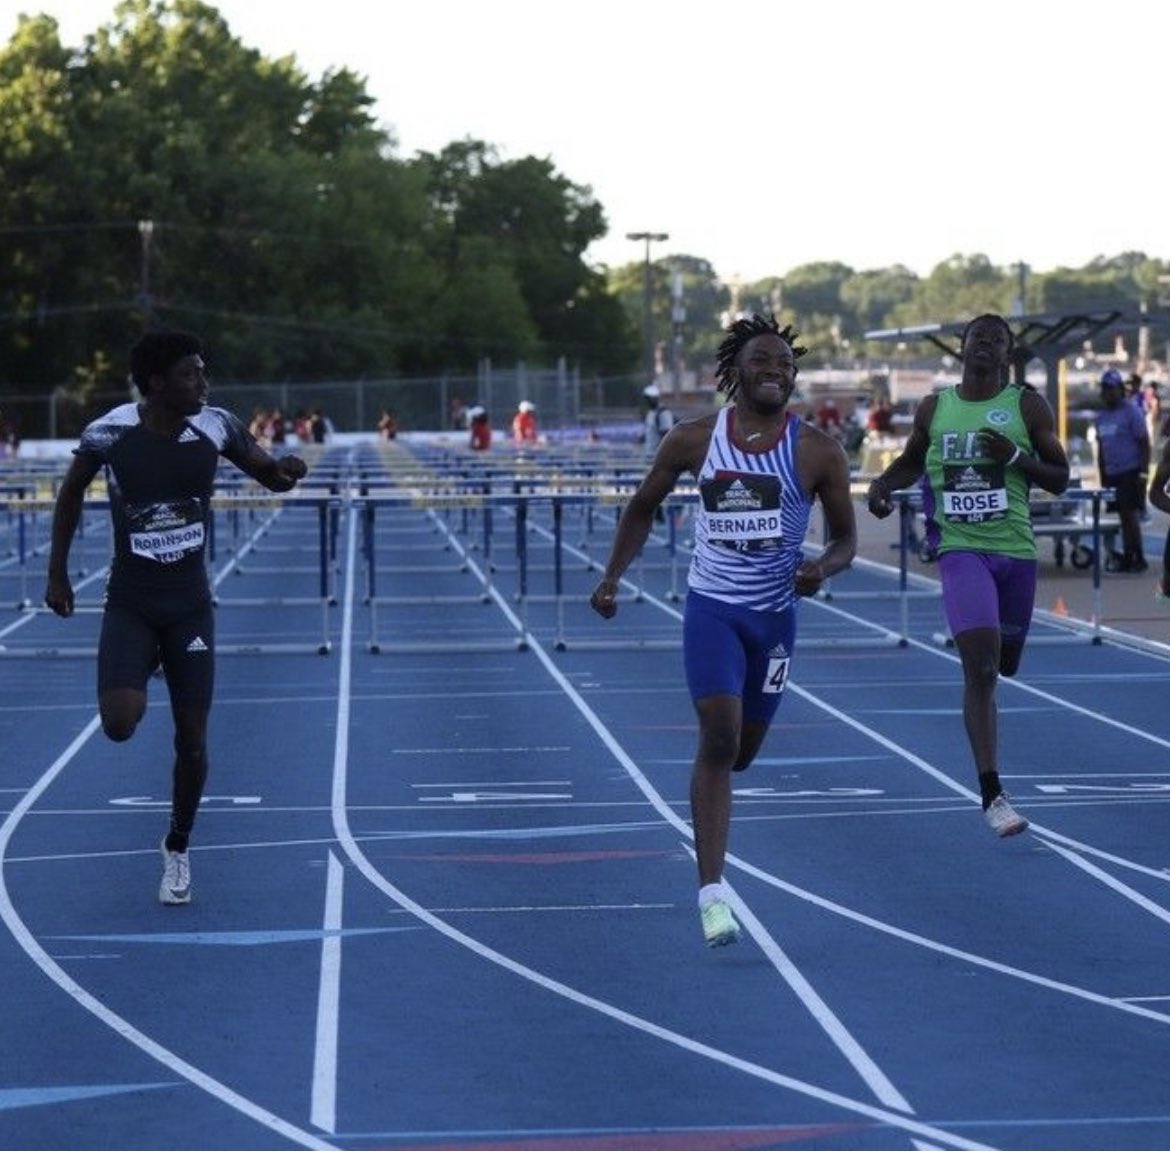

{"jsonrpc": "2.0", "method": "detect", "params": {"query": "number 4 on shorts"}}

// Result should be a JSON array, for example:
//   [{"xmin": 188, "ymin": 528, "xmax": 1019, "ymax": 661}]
[{"xmin": 763, "ymin": 654, "xmax": 790, "ymax": 694}]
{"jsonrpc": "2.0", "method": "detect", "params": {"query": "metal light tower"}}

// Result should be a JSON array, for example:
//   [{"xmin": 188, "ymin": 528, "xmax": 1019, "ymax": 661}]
[
  {"xmin": 626, "ymin": 231, "xmax": 669, "ymax": 383},
  {"xmin": 138, "ymin": 218, "xmax": 155, "ymax": 324}
]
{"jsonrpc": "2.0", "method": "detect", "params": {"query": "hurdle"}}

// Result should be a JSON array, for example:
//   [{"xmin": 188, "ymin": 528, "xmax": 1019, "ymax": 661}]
[
  {"xmin": 358, "ymin": 490, "xmax": 524, "ymax": 654},
  {"xmin": 0, "ymin": 490, "xmax": 342, "ymax": 656},
  {"xmin": 805, "ymin": 487, "xmax": 937, "ymax": 648},
  {"xmin": 926, "ymin": 486, "xmax": 1118, "ymax": 649}
]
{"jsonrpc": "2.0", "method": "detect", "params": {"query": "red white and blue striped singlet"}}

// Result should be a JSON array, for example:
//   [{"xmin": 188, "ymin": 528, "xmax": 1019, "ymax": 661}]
[{"xmin": 686, "ymin": 406, "xmax": 811, "ymax": 612}]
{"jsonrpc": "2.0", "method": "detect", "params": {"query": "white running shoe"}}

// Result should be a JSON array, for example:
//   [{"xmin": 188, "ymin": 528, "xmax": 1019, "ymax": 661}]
[
  {"xmin": 984, "ymin": 794, "xmax": 1028, "ymax": 838},
  {"xmin": 159, "ymin": 840, "xmax": 192, "ymax": 905},
  {"xmin": 699, "ymin": 899, "xmax": 741, "ymax": 948}
]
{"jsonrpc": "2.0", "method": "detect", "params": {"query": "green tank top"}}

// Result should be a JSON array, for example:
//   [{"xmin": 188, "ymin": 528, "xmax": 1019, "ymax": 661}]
[{"xmin": 924, "ymin": 384, "xmax": 1035, "ymax": 558}]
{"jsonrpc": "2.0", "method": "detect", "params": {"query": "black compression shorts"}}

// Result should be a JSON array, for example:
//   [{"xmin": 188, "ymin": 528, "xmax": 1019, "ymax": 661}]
[{"xmin": 97, "ymin": 589, "xmax": 215, "ymax": 706}]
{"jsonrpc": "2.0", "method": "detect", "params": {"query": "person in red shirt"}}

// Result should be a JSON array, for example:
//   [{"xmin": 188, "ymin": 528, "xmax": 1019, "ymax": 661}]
[
  {"xmin": 468, "ymin": 407, "xmax": 492, "ymax": 451},
  {"xmin": 815, "ymin": 396, "xmax": 842, "ymax": 437},
  {"xmin": 866, "ymin": 397, "xmax": 895, "ymax": 435},
  {"xmin": 511, "ymin": 400, "xmax": 538, "ymax": 443}
]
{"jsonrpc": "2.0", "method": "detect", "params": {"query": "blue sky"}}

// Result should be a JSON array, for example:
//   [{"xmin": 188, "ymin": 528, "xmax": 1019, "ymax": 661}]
[{"xmin": 4, "ymin": 0, "xmax": 1166, "ymax": 281}]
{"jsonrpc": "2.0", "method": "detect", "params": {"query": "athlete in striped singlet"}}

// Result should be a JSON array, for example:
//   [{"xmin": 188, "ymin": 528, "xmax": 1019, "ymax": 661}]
[
  {"xmin": 867, "ymin": 314, "xmax": 1070, "ymax": 839},
  {"xmin": 590, "ymin": 315, "xmax": 856, "ymax": 947},
  {"xmin": 45, "ymin": 330, "xmax": 308, "ymax": 905}
]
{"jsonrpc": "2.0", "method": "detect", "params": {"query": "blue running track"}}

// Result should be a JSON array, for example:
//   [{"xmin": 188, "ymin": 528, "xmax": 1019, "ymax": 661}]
[{"xmin": 3, "ymin": 437, "xmax": 1170, "ymax": 1150}]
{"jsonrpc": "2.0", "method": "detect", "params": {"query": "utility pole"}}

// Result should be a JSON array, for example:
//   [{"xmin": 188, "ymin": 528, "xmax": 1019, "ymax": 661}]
[
  {"xmin": 670, "ymin": 267, "xmax": 685, "ymax": 394},
  {"xmin": 138, "ymin": 218, "xmax": 155, "ymax": 324},
  {"xmin": 626, "ymin": 231, "xmax": 668, "ymax": 384},
  {"xmin": 1012, "ymin": 260, "xmax": 1028, "ymax": 317}
]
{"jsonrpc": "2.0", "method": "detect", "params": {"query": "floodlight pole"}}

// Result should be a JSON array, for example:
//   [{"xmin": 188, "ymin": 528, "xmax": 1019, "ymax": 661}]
[
  {"xmin": 626, "ymin": 231, "xmax": 669, "ymax": 383},
  {"xmin": 138, "ymin": 218, "xmax": 155, "ymax": 323}
]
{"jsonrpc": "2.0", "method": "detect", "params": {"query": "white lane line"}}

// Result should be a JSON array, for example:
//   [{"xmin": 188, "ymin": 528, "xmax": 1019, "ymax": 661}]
[
  {"xmin": 522, "ymin": 524, "xmax": 1170, "ymax": 1015},
  {"xmin": 337, "ymin": 516, "xmax": 937, "ymax": 1136},
  {"xmin": 1035, "ymin": 838, "xmax": 1170, "ymax": 926},
  {"xmin": 803, "ymin": 587, "xmax": 1170, "ymax": 752},
  {"xmin": 311, "ymin": 851, "xmax": 345, "ymax": 1132},
  {"xmin": 458, "ymin": 517, "xmax": 1170, "ymax": 1018},
  {"xmin": 794, "ymin": 679, "xmax": 1170, "ymax": 886},
  {"xmin": 0, "ymin": 718, "xmax": 336, "ymax": 1149}
]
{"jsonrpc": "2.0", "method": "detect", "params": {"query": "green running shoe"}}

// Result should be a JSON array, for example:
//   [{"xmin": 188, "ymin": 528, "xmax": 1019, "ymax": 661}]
[{"xmin": 700, "ymin": 899, "xmax": 740, "ymax": 948}]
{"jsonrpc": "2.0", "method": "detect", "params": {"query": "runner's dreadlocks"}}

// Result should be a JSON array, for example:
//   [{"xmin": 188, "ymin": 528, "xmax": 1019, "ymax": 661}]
[{"xmin": 715, "ymin": 314, "xmax": 807, "ymax": 399}]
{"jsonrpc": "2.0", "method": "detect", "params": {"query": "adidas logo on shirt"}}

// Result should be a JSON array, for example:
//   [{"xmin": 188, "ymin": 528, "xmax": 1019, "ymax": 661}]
[
  {"xmin": 186, "ymin": 636, "xmax": 209, "ymax": 652},
  {"xmin": 178, "ymin": 427, "xmax": 200, "ymax": 443}
]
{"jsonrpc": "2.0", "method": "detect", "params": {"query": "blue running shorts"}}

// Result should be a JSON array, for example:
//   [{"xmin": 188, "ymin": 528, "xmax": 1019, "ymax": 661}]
[{"xmin": 683, "ymin": 590, "xmax": 797, "ymax": 724}]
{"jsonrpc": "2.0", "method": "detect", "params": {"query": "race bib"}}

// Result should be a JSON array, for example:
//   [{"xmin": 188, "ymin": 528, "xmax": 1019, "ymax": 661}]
[
  {"xmin": 701, "ymin": 472, "xmax": 783, "ymax": 553},
  {"xmin": 126, "ymin": 498, "xmax": 206, "ymax": 564},
  {"xmin": 940, "ymin": 464, "xmax": 1008, "ymax": 523}
]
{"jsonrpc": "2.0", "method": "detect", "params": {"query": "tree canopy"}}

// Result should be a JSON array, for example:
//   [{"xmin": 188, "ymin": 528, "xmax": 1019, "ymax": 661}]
[
  {"xmin": 0, "ymin": 0, "xmax": 638, "ymax": 396},
  {"xmin": 0, "ymin": 0, "xmax": 1165, "ymax": 412}
]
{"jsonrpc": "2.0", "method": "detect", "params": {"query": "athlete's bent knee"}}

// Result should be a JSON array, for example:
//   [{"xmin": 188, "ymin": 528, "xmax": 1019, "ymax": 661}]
[
  {"xmin": 999, "ymin": 643, "xmax": 1024, "ymax": 677},
  {"xmin": 99, "ymin": 690, "xmax": 146, "ymax": 742},
  {"xmin": 101, "ymin": 716, "xmax": 137, "ymax": 742}
]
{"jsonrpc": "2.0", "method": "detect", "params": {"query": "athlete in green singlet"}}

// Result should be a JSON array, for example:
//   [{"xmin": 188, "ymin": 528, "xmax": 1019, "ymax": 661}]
[{"xmin": 867, "ymin": 314, "xmax": 1070, "ymax": 837}]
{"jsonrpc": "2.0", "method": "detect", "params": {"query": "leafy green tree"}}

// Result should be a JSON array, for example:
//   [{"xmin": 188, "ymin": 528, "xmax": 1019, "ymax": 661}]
[
  {"xmin": 0, "ymin": 0, "xmax": 638, "ymax": 405},
  {"xmin": 668, "ymin": 255, "xmax": 727, "ymax": 375},
  {"xmin": 841, "ymin": 266, "xmax": 920, "ymax": 356},
  {"xmin": 417, "ymin": 139, "xmax": 635, "ymax": 372},
  {"xmin": 609, "ymin": 253, "xmax": 724, "ymax": 381}
]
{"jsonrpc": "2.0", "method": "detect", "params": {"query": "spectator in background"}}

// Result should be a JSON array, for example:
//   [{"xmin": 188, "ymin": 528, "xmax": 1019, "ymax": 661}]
[
  {"xmin": 293, "ymin": 409, "xmax": 313, "ymax": 444},
  {"xmin": 377, "ymin": 409, "xmax": 398, "ymax": 441},
  {"xmin": 814, "ymin": 395, "xmax": 842, "ymax": 439},
  {"xmin": 641, "ymin": 385, "xmax": 675, "ymax": 460},
  {"xmin": 0, "ymin": 408, "xmax": 18, "ymax": 458},
  {"xmin": 249, "ymin": 406, "xmax": 272, "ymax": 448},
  {"xmin": 468, "ymin": 406, "xmax": 492, "ymax": 451},
  {"xmin": 1096, "ymin": 368, "xmax": 1150, "ymax": 573},
  {"xmin": 511, "ymin": 400, "xmax": 538, "ymax": 444},
  {"xmin": 310, "ymin": 406, "xmax": 333, "ymax": 444},
  {"xmin": 1137, "ymin": 375, "xmax": 1161, "ymax": 449},
  {"xmin": 851, "ymin": 394, "xmax": 871, "ymax": 430},
  {"xmin": 1126, "ymin": 373, "xmax": 1157, "ymax": 462},
  {"xmin": 269, "ymin": 408, "xmax": 287, "ymax": 446},
  {"xmin": 1126, "ymin": 372, "xmax": 1145, "ymax": 410},
  {"xmin": 866, "ymin": 396, "xmax": 895, "ymax": 437}
]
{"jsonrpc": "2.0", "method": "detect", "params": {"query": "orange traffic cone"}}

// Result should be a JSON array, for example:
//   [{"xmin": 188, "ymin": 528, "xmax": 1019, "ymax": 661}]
[{"xmin": 1051, "ymin": 594, "xmax": 1069, "ymax": 616}]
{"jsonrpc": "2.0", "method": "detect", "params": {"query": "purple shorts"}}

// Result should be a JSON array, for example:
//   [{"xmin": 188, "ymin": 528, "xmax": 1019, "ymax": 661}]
[{"xmin": 937, "ymin": 551, "xmax": 1037, "ymax": 642}]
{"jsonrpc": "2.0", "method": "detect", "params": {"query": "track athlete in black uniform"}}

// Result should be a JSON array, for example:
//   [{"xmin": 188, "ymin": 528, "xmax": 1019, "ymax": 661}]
[{"xmin": 45, "ymin": 330, "xmax": 308, "ymax": 904}]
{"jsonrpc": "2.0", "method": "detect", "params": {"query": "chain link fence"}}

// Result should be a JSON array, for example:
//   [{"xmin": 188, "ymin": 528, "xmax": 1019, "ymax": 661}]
[{"xmin": 2, "ymin": 361, "xmax": 663, "ymax": 443}]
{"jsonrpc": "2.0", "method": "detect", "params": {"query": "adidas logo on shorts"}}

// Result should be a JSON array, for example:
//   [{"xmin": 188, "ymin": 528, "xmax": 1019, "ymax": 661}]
[{"xmin": 186, "ymin": 636, "xmax": 209, "ymax": 652}]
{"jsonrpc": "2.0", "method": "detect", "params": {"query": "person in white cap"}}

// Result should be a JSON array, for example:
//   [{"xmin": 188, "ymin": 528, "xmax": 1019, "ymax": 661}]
[
  {"xmin": 642, "ymin": 384, "xmax": 675, "ymax": 459},
  {"xmin": 468, "ymin": 406, "xmax": 492, "ymax": 451},
  {"xmin": 511, "ymin": 400, "xmax": 538, "ymax": 444}
]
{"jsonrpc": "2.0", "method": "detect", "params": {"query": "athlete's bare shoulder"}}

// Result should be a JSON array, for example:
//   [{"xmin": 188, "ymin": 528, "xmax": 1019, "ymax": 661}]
[
  {"xmin": 655, "ymin": 410, "xmax": 716, "ymax": 470},
  {"xmin": 676, "ymin": 410, "xmax": 719, "ymax": 436}
]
